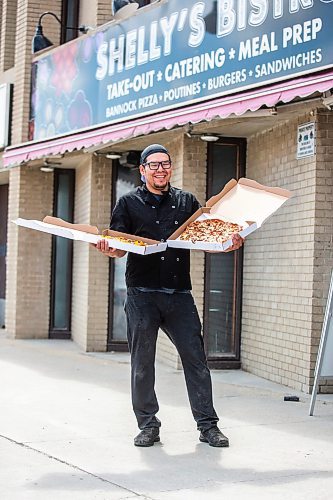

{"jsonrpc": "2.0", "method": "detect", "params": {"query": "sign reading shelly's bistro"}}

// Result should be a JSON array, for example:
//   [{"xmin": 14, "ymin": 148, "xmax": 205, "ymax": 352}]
[{"xmin": 30, "ymin": 0, "xmax": 333, "ymax": 141}]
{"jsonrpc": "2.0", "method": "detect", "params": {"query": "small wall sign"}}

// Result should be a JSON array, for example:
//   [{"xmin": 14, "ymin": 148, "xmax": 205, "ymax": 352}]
[{"xmin": 297, "ymin": 122, "xmax": 316, "ymax": 159}]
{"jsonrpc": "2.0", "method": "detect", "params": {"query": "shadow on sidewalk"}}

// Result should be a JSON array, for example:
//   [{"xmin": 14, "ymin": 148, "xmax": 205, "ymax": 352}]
[{"xmin": 28, "ymin": 442, "xmax": 333, "ymax": 494}]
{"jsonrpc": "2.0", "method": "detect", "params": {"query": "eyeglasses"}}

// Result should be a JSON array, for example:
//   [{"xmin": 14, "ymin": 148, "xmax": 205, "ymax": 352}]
[{"xmin": 143, "ymin": 160, "xmax": 172, "ymax": 170}]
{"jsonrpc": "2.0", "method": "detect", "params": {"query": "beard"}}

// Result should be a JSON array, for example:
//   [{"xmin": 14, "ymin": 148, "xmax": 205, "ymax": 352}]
[
  {"xmin": 151, "ymin": 177, "xmax": 169, "ymax": 190},
  {"xmin": 153, "ymin": 181, "xmax": 168, "ymax": 190}
]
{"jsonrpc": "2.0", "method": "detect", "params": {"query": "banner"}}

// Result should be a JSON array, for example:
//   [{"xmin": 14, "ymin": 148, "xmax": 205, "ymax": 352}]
[{"xmin": 30, "ymin": 0, "xmax": 333, "ymax": 141}]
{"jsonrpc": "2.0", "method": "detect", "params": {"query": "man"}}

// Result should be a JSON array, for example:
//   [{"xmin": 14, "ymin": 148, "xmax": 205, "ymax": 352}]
[{"xmin": 96, "ymin": 144, "xmax": 243, "ymax": 447}]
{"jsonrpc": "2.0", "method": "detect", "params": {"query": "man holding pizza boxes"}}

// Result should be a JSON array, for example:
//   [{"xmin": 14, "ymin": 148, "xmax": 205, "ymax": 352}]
[{"xmin": 96, "ymin": 144, "xmax": 243, "ymax": 447}]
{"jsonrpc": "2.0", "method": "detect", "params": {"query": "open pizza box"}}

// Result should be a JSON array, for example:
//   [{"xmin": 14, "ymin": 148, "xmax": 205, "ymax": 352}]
[
  {"xmin": 101, "ymin": 229, "xmax": 167, "ymax": 255},
  {"xmin": 12, "ymin": 216, "xmax": 167, "ymax": 255},
  {"xmin": 167, "ymin": 178, "xmax": 292, "ymax": 251}
]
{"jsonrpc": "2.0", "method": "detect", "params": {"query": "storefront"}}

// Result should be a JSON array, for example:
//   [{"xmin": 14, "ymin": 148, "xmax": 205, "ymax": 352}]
[{"xmin": 2, "ymin": 0, "xmax": 333, "ymax": 391}]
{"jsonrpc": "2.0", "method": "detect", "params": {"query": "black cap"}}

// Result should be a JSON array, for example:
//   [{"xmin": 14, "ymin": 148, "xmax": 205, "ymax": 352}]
[{"xmin": 140, "ymin": 144, "xmax": 170, "ymax": 164}]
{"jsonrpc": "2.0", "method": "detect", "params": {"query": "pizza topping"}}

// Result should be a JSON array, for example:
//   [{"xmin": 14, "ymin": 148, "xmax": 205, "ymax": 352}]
[
  {"xmin": 102, "ymin": 235, "xmax": 148, "ymax": 246},
  {"xmin": 179, "ymin": 218, "xmax": 243, "ymax": 243}
]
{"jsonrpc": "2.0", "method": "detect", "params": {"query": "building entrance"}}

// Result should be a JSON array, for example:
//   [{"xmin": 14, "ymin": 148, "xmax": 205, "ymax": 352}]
[{"xmin": 204, "ymin": 138, "xmax": 246, "ymax": 369}]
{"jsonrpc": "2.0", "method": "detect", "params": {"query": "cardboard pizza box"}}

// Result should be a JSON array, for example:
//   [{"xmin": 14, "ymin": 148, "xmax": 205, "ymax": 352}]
[
  {"xmin": 12, "ymin": 216, "xmax": 167, "ymax": 255},
  {"xmin": 101, "ymin": 229, "xmax": 167, "ymax": 255},
  {"xmin": 167, "ymin": 178, "xmax": 292, "ymax": 251},
  {"xmin": 12, "ymin": 217, "xmax": 101, "ymax": 244}
]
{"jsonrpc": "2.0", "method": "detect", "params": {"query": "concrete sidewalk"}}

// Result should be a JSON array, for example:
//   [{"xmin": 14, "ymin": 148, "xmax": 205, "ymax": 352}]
[{"xmin": 0, "ymin": 336, "xmax": 333, "ymax": 500}]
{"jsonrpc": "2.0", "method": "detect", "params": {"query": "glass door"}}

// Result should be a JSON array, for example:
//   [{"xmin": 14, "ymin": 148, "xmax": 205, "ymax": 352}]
[
  {"xmin": 204, "ymin": 138, "xmax": 246, "ymax": 369},
  {"xmin": 49, "ymin": 169, "xmax": 75, "ymax": 338},
  {"xmin": 108, "ymin": 161, "xmax": 141, "ymax": 351}
]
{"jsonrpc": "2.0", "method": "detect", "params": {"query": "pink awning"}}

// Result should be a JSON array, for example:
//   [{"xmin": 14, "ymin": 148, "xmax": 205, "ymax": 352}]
[{"xmin": 3, "ymin": 69, "xmax": 333, "ymax": 168}]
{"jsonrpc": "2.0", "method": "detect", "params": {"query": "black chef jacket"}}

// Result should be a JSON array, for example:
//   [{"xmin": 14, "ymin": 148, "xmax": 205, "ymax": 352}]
[{"xmin": 110, "ymin": 184, "xmax": 201, "ymax": 290}]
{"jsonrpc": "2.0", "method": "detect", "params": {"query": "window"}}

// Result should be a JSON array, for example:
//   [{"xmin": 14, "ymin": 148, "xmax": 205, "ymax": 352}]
[{"xmin": 61, "ymin": 0, "xmax": 80, "ymax": 44}]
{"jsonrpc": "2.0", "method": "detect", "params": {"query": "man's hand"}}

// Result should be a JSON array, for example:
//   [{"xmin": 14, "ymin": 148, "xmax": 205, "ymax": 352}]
[
  {"xmin": 224, "ymin": 233, "xmax": 244, "ymax": 252},
  {"xmin": 205, "ymin": 233, "xmax": 244, "ymax": 254},
  {"xmin": 94, "ymin": 239, "xmax": 126, "ymax": 258}
]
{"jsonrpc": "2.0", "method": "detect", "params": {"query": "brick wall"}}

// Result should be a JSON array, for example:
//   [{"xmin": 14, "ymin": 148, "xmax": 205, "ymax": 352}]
[
  {"xmin": 71, "ymin": 159, "xmax": 91, "ymax": 349},
  {"xmin": 71, "ymin": 154, "xmax": 112, "ymax": 351},
  {"xmin": 0, "ymin": 0, "xmax": 18, "ymax": 72},
  {"xmin": 311, "ymin": 109, "xmax": 333, "ymax": 393},
  {"xmin": 86, "ymin": 154, "xmax": 112, "ymax": 351},
  {"xmin": 6, "ymin": 166, "xmax": 53, "ymax": 338},
  {"xmin": 242, "ymin": 107, "xmax": 317, "ymax": 392},
  {"xmin": 96, "ymin": 0, "xmax": 112, "ymax": 26}
]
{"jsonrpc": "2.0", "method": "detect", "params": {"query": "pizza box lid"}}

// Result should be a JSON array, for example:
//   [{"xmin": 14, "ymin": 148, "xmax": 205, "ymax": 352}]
[
  {"xmin": 12, "ymin": 216, "xmax": 167, "ymax": 255},
  {"xmin": 206, "ymin": 177, "xmax": 292, "ymax": 227},
  {"xmin": 167, "ymin": 178, "xmax": 292, "ymax": 250},
  {"xmin": 12, "ymin": 217, "xmax": 101, "ymax": 244}
]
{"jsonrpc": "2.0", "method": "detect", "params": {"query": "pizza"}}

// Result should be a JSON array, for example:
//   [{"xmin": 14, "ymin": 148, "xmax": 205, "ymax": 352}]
[
  {"xmin": 102, "ymin": 235, "xmax": 148, "ymax": 246},
  {"xmin": 179, "ymin": 218, "xmax": 243, "ymax": 243}
]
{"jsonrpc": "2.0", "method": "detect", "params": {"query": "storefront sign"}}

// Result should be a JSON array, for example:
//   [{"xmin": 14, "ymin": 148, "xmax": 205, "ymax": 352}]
[
  {"xmin": 0, "ymin": 84, "xmax": 11, "ymax": 149},
  {"xmin": 30, "ymin": 0, "xmax": 333, "ymax": 141},
  {"xmin": 297, "ymin": 122, "xmax": 316, "ymax": 159}
]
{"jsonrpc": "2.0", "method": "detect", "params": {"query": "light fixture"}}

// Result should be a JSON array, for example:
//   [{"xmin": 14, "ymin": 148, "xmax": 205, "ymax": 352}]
[
  {"xmin": 40, "ymin": 166, "xmax": 54, "ymax": 173},
  {"xmin": 105, "ymin": 152, "xmax": 122, "ymax": 159},
  {"xmin": 185, "ymin": 124, "xmax": 221, "ymax": 142},
  {"xmin": 200, "ymin": 134, "xmax": 220, "ymax": 142},
  {"xmin": 32, "ymin": 11, "xmax": 92, "ymax": 54},
  {"xmin": 113, "ymin": 0, "xmax": 139, "ymax": 20},
  {"xmin": 93, "ymin": 151, "xmax": 123, "ymax": 159},
  {"xmin": 39, "ymin": 159, "xmax": 61, "ymax": 172}
]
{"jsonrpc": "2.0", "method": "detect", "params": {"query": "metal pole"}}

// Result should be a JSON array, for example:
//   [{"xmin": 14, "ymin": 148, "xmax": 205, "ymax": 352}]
[{"xmin": 309, "ymin": 269, "xmax": 333, "ymax": 415}]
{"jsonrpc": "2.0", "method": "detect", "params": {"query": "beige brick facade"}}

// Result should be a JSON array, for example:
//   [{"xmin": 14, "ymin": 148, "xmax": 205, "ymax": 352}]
[
  {"xmin": 241, "ymin": 104, "xmax": 333, "ymax": 393},
  {"xmin": 311, "ymin": 109, "xmax": 333, "ymax": 393},
  {"xmin": 6, "ymin": 166, "xmax": 53, "ymax": 338},
  {"xmin": 1, "ymin": 1, "xmax": 333, "ymax": 395},
  {"xmin": 96, "ymin": 0, "xmax": 113, "ymax": 26},
  {"xmin": 71, "ymin": 154, "xmax": 112, "ymax": 351},
  {"xmin": 0, "ymin": 0, "xmax": 18, "ymax": 72}
]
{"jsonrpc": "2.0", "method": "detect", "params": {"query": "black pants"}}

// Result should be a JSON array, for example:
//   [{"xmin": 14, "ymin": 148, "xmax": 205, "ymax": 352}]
[{"xmin": 125, "ymin": 288, "xmax": 219, "ymax": 432}]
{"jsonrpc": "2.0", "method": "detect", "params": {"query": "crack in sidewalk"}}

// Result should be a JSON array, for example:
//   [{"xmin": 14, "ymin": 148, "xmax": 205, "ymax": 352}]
[{"xmin": 0, "ymin": 433, "xmax": 154, "ymax": 500}]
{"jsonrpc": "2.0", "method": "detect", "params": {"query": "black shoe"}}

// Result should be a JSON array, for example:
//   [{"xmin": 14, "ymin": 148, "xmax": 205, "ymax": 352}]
[
  {"xmin": 134, "ymin": 428, "xmax": 160, "ymax": 447},
  {"xmin": 199, "ymin": 426, "xmax": 229, "ymax": 447}
]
